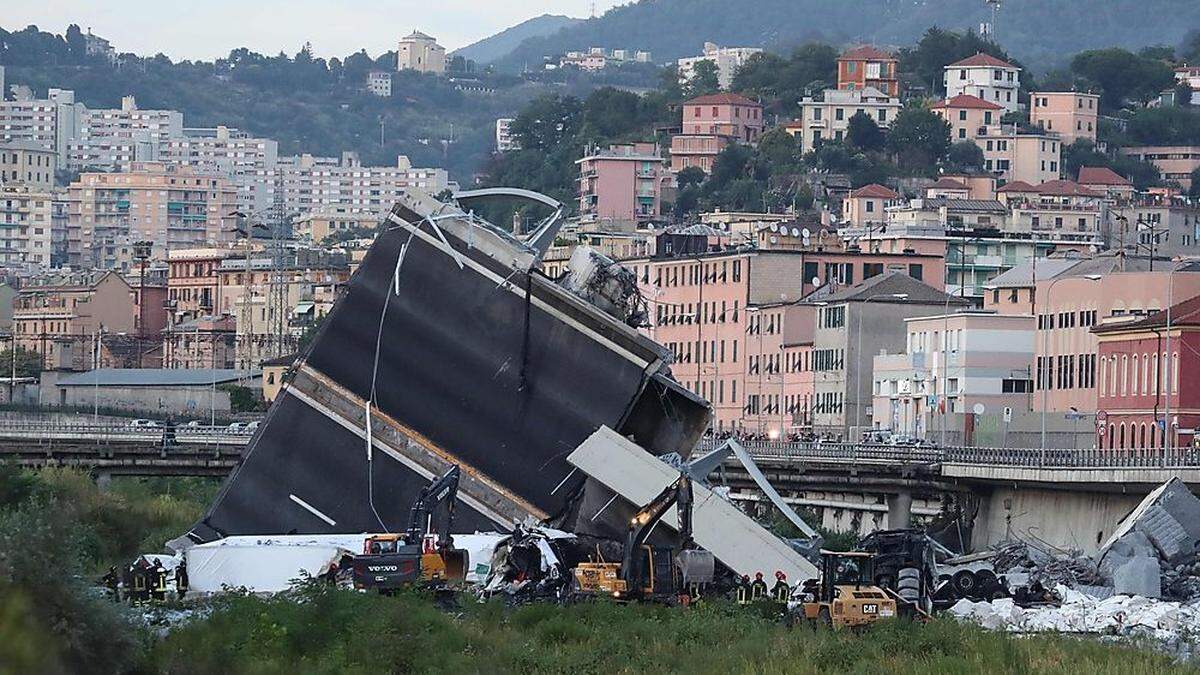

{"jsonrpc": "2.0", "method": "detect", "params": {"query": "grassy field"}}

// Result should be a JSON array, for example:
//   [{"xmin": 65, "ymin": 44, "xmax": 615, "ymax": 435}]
[
  {"xmin": 145, "ymin": 586, "xmax": 1191, "ymax": 675},
  {"xmin": 0, "ymin": 465, "xmax": 1192, "ymax": 674}
]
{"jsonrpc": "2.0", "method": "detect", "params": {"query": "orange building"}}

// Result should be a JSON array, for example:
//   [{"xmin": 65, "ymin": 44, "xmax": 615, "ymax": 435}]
[{"xmin": 836, "ymin": 46, "xmax": 899, "ymax": 97}]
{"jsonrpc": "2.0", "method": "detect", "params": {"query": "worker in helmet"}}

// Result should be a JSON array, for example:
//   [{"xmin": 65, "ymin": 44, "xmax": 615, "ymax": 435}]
[
  {"xmin": 750, "ymin": 571, "xmax": 769, "ymax": 601},
  {"xmin": 735, "ymin": 574, "xmax": 751, "ymax": 604},
  {"xmin": 771, "ymin": 570, "xmax": 790, "ymax": 602}
]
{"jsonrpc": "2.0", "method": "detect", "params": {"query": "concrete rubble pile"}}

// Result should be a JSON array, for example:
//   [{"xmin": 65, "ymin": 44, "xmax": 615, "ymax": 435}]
[{"xmin": 948, "ymin": 478, "xmax": 1200, "ymax": 650}]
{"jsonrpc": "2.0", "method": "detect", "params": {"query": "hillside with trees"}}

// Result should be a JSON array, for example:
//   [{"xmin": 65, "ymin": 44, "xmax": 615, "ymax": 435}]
[{"xmin": 490, "ymin": 0, "xmax": 1200, "ymax": 71}]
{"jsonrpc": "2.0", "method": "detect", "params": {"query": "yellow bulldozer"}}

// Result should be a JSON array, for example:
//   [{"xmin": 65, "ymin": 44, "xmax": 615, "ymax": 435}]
[{"xmin": 796, "ymin": 550, "xmax": 897, "ymax": 629}]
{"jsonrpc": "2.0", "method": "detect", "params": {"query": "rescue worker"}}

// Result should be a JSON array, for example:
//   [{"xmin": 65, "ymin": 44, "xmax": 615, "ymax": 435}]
[
  {"xmin": 129, "ymin": 562, "xmax": 149, "ymax": 604},
  {"xmin": 750, "ymin": 571, "xmax": 769, "ymax": 601},
  {"xmin": 101, "ymin": 566, "xmax": 120, "ymax": 602},
  {"xmin": 771, "ymin": 570, "xmax": 790, "ymax": 602},
  {"xmin": 735, "ymin": 574, "xmax": 751, "ymax": 604},
  {"xmin": 175, "ymin": 560, "xmax": 189, "ymax": 600},
  {"xmin": 151, "ymin": 561, "xmax": 168, "ymax": 601}
]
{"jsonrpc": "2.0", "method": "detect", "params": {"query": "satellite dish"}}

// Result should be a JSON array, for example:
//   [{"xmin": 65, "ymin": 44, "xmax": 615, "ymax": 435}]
[
  {"xmin": 770, "ymin": 224, "xmax": 779, "ymax": 233},
  {"xmin": 791, "ymin": 227, "xmax": 800, "ymax": 237},
  {"xmin": 769, "ymin": 236, "xmax": 778, "ymax": 244},
  {"xmin": 802, "ymin": 227, "xmax": 811, "ymax": 238},
  {"xmin": 972, "ymin": 403, "xmax": 986, "ymax": 415},
  {"xmin": 812, "ymin": 276, "xmax": 821, "ymax": 287}
]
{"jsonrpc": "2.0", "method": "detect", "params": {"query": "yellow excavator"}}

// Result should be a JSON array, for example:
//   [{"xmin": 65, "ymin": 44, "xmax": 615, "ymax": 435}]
[
  {"xmin": 796, "ymin": 550, "xmax": 897, "ymax": 629},
  {"xmin": 352, "ymin": 466, "xmax": 469, "ymax": 590},
  {"xmin": 571, "ymin": 474, "xmax": 714, "ymax": 602}
]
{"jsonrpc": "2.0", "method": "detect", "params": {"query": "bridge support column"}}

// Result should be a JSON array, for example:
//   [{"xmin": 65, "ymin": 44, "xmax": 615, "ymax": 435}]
[
  {"xmin": 887, "ymin": 490, "xmax": 913, "ymax": 529},
  {"xmin": 94, "ymin": 471, "xmax": 113, "ymax": 491}
]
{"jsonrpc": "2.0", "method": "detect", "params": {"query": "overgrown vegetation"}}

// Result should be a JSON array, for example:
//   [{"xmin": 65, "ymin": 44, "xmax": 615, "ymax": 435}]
[{"xmin": 149, "ymin": 584, "xmax": 1189, "ymax": 674}]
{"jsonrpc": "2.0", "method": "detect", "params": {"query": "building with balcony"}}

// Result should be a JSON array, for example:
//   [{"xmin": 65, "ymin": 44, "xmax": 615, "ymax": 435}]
[
  {"xmin": 577, "ymin": 143, "xmax": 672, "ymax": 230},
  {"xmin": 366, "ymin": 71, "xmax": 392, "ymax": 97},
  {"xmin": 836, "ymin": 46, "xmax": 899, "ymax": 97},
  {"xmin": 670, "ymin": 93, "xmax": 764, "ymax": 173},
  {"xmin": 931, "ymin": 94, "xmax": 1002, "ymax": 143},
  {"xmin": 0, "ymin": 183, "xmax": 54, "ymax": 273},
  {"xmin": 787, "ymin": 87, "xmax": 902, "ymax": 154},
  {"xmin": 809, "ymin": 272, "xmax": 973, "ymax": 437},
  {"xmin": 677, "ymin": 42, "xmax": 762, "ymax": 89},
  {"xmin": 397, "ymin": 31, "xmax": 446, "ymax": 74},
  {"xmin": 65, "ymin": 162, "xmax": 238, "ymax": 269},
  {"xmin": 944, "ymin": 53, "xmax": 1021, "ymax": 113},
  {"xmin": 0, "ymin": 88, "xmax": 84, "ymax": 170},
  {"xmin": 873, "ymin": 310, "xmax": 1035, "ymax": 438},
  {"xmin": 293, "ymin": 208, "xmax": 379, "ymax": 244},
  {"xmin": 161, "ymin": 126, "xmax": 279, "ymax": 214},
  {"xmin": 166, "ymin": 246, "xmax": 243, "ymax": 325},
  {"xmin": 1029, "ymin": 92, "xmax": 1099, "ymax": 144},
  {"xmin": 69, "ymin": 95, "xmax": 184, "ymax": 171},
  {"xmin": 1077, "ymin": 166, "xmax": 1135, "ymax": 202},
  {"xmin": 495, "ymin": 118, "xmax": 518, "ymax": 153},
  {"xmin": 1005, "ymin": 180, "xmax": 1104, "ymax": 236},
  {"xmin": 274, "ymin": 152, "xmax": 450, "ymax": 218}
]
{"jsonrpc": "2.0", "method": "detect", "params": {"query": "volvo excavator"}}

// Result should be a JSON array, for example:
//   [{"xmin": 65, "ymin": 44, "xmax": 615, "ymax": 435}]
[
  {"xmin": 351, "ymin": 466, "xmax": 469, "ymax": 591},
  {"xmin": 570, "ymin": 474, "xmax": 714, "ymax": 603}
]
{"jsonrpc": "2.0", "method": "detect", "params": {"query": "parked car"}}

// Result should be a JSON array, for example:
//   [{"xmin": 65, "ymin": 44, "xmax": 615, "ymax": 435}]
[
  {"xmin": 226, "ymin": 422, "xmax": 247, "ymax": 433},
  {"xmin": 127, "ymin": 419, "xmax": 162, "ymax": 429}
]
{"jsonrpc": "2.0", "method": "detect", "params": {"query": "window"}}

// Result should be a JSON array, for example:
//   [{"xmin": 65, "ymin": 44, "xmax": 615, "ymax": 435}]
[
  {"xmin": 908, "ymin": 264, "xmax": 923, "ymax": 281},
  {"xmin": 1002, "ymin": 378, "xmax": 1032, "ymax": 393}
]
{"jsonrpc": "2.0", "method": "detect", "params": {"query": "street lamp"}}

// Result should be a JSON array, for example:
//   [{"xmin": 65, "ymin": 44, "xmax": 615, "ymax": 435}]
[
  {"xmin": 1040, "ymin": 274, "xmax": 1101, "ymax": 451},
  {"xmin": 856, "ymin": 293, "xmax": 908, "ymax": 436}
]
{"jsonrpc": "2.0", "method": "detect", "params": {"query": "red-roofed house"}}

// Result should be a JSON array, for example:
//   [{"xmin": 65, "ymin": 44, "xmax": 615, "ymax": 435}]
[
  {"xmin": 1077, "ymin": 166, "xmax": 1135, "ymax": 201},
  {"xmin": 843, "ymin": 184, "xmax": 900, "ymax": 228},
  {"xmin": 931, "ymin": 94, "xmax": 1003, "ymax": 142},
  {"xmin": 837, "ymin": 45, "xmax": 899, "ymax": 97},
  {"xmin": 925, "ymin": 177, "xmax": 970, "ymax": 199},
  {"xmin": 944, "ymin": 52, "xmax": 1021, "ymax": 113},
  {"xmin": 1006, "ymin": 180, "xmax": 1104, "ymax": 235},
  {"xmin": 1030, "ymin": 92, "xmax": 1099, "ymax": 144},
  {"xmin": 671, "ymin": 92, "xmax": 764, "ymax": 173}
]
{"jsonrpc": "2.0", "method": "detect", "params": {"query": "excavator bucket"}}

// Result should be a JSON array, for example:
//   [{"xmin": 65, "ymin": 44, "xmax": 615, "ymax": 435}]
[{"xmin": 442, "ymin": 548, "xmax": 469, "ymax": 582}]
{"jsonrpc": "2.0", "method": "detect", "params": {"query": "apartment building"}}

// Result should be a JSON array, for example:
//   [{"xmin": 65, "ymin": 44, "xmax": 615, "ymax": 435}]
[
  {"xmin": 836, "ymin": 46, "xmax": 899, "ymax": 97},
  {"xmin": 397, "ymin": 31, "xmax": 447, "ymax": 74},
  {"xmin": 981, "ymin": 132, "xmax": 1061, "ymax": 185},
  {"xmin": 943, "ymin": 53, "xmax": 1021, "ymax": 113},
  {"xmin": 293, "ymin": 208, "xmax": 379, "ymax": 243},
  {"xmin": 843, "ymin": 184, "xmax": 901, "ymax": 229},
  {"xmin": 65, "ymin": 162, "xmax": 238, "ymax": 269},
  {"xmin": 987, "ymin": 258, "xmax": 1200, "ymax": 414},
  {"xmin": 931, "ymin": 94, "xmax": 1002, "ymax": 142},
  {"xmin": 873, "ymin": 311, "xmax": 1035, "ymax": 438},
  {"xmin": 1004, "ymin": 180, "xmax": 1104, "ymax": 237},
  {"xmin": 1077, "ymin": 166, "xmax": 1135, "ymax": 202},
  {"xmin": 367, "ymin": 71, "xmax": 393, "ymax": 97},
  {"xmin": 577, "ymin": 143, "xmax": 672, "ymax": 230},
  {"xmin": 1029, "ymin": 92, "xmax": 1099, "ymax": 144},
  {"xmin": 0, "ymin": 184, "xmax": 54, "ymax": 272},
  {"xmin": 787, "ymin": 88, "xmax": 902, "ymax": 153},
  {"xmin": 162, "ymin": 314, "xmax": 236, "ymax": 370},
  {"xmin": 0, "ymin": 140, "xmax": 56, "ymax": 190},
  {"xmin": 670, "ymin": 93, "xmax": 763, "ymax": 173},
  {"xmin": 626, "ymin": 248, "xmax": 945, "ymax": 431},
  {"xmin": 12, "ymin": 270, "xmax": 139, "ymax": 370},
  {"xmin": 274, "ymin": 152, "xmax": 450, "ymax": 218},
  {"xmin": 68, "ymin": 95, "xmax": 184, "ymax": 171},
  {"xmin": 810, "ymin": 273, "xmax": 972, "ymax": 437},
  {"xmin": 1108, "ymin": 197, "xmax": 1200, "ymax": 257},
  {"xmin": 1093, "ymin": 295, "xmax": 1200, "ymax": 449},
  {"xmin": 677, "ymin": 42, "xmax": 762, "ymax": 89},
  {"xmin": 162, "ymin": 126, "xmax": 280, "ymax": 214},
  {"xmin": 1119, "ymin": 146, "xmax": 1200, "ymax": 190},
  {"xmin": 166, "ymin": 246, "xmax": 243, "ymax": 324},
  {"xmin": 0, "ymin": 88, "xmax": 83, "ymax": 168},
  {"xmin": 495, "ymin": 118, "xmax": 518, "ymax": 153}
]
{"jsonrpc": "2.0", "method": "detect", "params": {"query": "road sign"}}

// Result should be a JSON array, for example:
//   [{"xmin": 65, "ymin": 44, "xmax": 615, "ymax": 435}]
[
  {"xmin": 972, "ymin": 403, "xmax": 985, "ymax": 415},
  {"xmin": 1003, "ymin": 406, "xmax": 1012, "ymax": 423},
  {"xmin": 1096, "ymin": 410, "xmax": 1108, "ymax": 424}
]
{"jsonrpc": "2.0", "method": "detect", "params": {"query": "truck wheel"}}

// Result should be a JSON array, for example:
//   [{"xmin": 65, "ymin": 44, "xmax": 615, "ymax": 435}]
[{"xmin": 952, "ymin": 570, "xmax": 977, "ymax": 597}]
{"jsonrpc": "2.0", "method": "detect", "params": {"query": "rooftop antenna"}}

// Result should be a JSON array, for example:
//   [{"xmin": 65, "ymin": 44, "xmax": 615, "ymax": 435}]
[
  {"xmin": 983, "ymin": 0, "xmax": 1002, "ymax": 39},
  {"xmin": 590, "ymin": 0, "xmax": 597, "ymax": 18}
]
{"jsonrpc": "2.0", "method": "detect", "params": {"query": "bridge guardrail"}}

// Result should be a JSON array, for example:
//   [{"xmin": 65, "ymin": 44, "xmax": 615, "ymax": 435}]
[{"xmin": 705, "ymin": 440, "xmax": 1200, "ymax": 469}]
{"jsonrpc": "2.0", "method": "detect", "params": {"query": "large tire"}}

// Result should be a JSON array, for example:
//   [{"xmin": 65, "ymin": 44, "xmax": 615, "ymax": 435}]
[
  {"xmin": 952, "ymin": 570, "xmax": 978, "ymax": 597},
  {"xmin": 975, "ymin": 569, "xmax": 999, "ymax": 595}
]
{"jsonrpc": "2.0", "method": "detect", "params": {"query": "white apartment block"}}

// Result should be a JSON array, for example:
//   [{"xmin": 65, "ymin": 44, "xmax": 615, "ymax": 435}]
[
  {"xmin": 787, "ymin": 87, "xmax": 902, "ymax": 153},
  {"xmin": 274, "ymin": 152, "xmax": 450, "ymax": 218},
  {"xmin": 69, "ymin": 95, "xmax": 183, "ymax": 171},
  {"xmin": 495, "ymin": 118, "xmax": 518, "ymax": 153},
  {"xmin": 678, "ymin": 42, "xmax": 762, "ymax": 89},
  {"xmin": 367, "ymin": 71, "xmax": 393, "ymax": 97},
  {"xmin": 397, "ymin": 31, "xmax": 446, "ymax": 74},
  {"xmin": 944, "ymin": 53, "xmax": 1022, "ymax": 113},
  {"xmin": 162, "ymin": 126, "xmax": 279, "ymax": 214},
  {"xmin": 0, "ymin": 88, "xmax": 84, "ymax": 169},
  {"xmin": 0, "ymin": 140, "xmax": 57, "ymax": 191},
  {"xmin": 0, "ymin": 184, "xmax": 54, "ymax": 272}
]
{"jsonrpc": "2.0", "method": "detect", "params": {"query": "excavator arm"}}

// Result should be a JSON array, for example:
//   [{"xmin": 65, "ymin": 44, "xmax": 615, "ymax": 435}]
[
  {"xmin": 621, "ymin": 473, "xmax": 692, "ymax": 595},
  {"xmin": 405, "ymin": 466, "xmax": 461, "ymax": 548}
]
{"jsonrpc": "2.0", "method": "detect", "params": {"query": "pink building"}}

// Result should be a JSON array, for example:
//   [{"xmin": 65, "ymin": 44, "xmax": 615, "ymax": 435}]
[
  {"xmin": 1119, "ymin": 146, "xmax": 1200, "ymax": 191},
  {"xmin": 624, "ymin": 248, "xmax": 944, "ymax": 431},
  {"xmin": 931, "ymin": 94, "xmax": 1002, "ymax": 142},
  {"xmin": 670, "ymin": 93, "xmax": 763, "ymax": 173},
  {"xmin": 1094, "ymin": 295, "xmax": 1200, "ymax": 449},
  {"xmin": 577, "ymin": 142, "xmax": 672, "ymax": 230},
  {"xmin": 843, "ymin": 184, "xmax": 900, "ymax": 229},
  {"xmin": 1029, "ymin": 92, "xmax": 1099, "ymax": 144}
]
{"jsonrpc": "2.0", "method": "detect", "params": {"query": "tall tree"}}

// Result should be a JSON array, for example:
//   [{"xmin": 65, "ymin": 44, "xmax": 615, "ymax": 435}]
[
  {"xmin": 685, "ymin": 60, "xmax": 721, "ymax": 98},
  {"xmin": 1071, "ymin": 48, "xmax": 1176, "ymax": 108},
  {"xmin": 846, "ymin": 112, "xmax": 885, "ymax": 152},
  {"xmin": 887, "ymin": 107, "xmax": 951, "ymax": 172}
]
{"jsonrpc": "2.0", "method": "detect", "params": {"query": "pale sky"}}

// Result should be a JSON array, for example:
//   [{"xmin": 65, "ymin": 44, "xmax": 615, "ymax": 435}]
[{"xmin": 3, "ymin": 1, "xmax": 623, "ymax": 61}]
